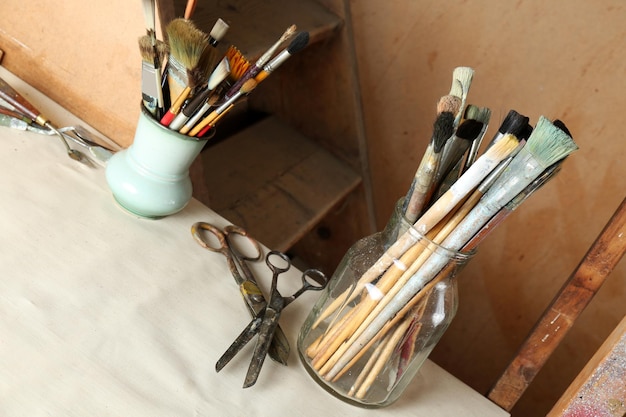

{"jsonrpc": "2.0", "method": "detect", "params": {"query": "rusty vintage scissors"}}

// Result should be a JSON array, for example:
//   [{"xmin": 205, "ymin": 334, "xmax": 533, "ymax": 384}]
[
  {"xmin": 191, "ymin": 222, "xmax": 290, "ymax": 365},
  {"xmin": 215, "ymin": 250, "xmax": 328, "ymax": 388}
]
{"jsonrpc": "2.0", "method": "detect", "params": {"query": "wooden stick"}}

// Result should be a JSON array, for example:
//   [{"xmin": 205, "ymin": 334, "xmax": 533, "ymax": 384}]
[
  {"xmin": 488, "ymin": 196, "xmax": 626, "ymax": 411},
  {"xmin": 310, "ymin": 134, "xmax": 520, "ymax": 330},
  {"xmin": 354, "ymin": 317, "xmax": 414, "ymax": 399}
]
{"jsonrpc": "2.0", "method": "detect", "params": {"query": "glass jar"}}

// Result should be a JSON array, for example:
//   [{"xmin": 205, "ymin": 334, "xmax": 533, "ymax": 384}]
[{"xmin": 297, "ymin": 199, "xmax": 474, "ymax": 408}]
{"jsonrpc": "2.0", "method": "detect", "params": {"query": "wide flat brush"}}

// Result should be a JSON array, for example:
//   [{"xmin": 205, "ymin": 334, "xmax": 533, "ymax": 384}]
[{"xmin": 165, "ymin": 18, "xmax": 210, "ymax": 111}]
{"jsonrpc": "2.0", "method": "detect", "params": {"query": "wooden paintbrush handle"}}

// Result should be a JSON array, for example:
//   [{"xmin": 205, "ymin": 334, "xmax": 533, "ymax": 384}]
[{"xmin": 0, "ymin": 76, "xmax": 46, "ymax": 125}]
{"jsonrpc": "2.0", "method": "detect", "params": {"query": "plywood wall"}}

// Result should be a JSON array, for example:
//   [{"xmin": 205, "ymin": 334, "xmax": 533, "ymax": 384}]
[
  {"xmin": 0, "ymin": 0, "xmax": 146, "ymax": 147},
  {"xmin": 347, "ymin": 1, "xmax": 626, "ymax": 415}
]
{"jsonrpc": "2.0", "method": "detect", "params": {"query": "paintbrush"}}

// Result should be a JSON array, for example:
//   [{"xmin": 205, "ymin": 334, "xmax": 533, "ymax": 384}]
[
  {"xmin": 184, "ymin": 0, "xmax": 197, "ymax": 19},
  {"xmin": 433, "ymin": 118, "xmax": 484, "ymax": 190},
  {"xmin": 402, "ymin": 111, "xmax": 455, "ymax": 223},
  {"xmin": 319, "ymin": 117, "xmax": 578, "ymax": 381},
  {"xmin": 461, "ymin": 105, "xmax": 491, "ymax": 170},
  {"xmin": 310, "ymin": 133, "xmax": 521, "ymax": 331},
  {"xmin": 449, "ymin": 67, "xmax": 475, "ymax": 126},
  {"xmin": 171, "ymin": 56, "xmax": 230, "ymax": 132},
  {"xmin": 208, "ymin": 18, "xmax": 230, "ymax": 47},
  {"xmin": 486, "ymin": 109, "xmax": 530, "ymax": 149},
  {"xmin": 0, "ymin": 75, "xmax": 82, "ymax": 161},
  {"xmin": 139, "ymin": 35, "xmax": 168, "ymax": 116},
  {"xmin": 188, "ymin": 78, "xmax": 258, "ymax": 137},
  {"xmin": 165, "ymin": 18, "xmax": 211, "ymax": 112},
  {"xmin": 222, "ymin": 25, "xmax": 297, "ymax": 101},
  {"xmin": 253, "ymin": 31, "xmax": 311, "ymax": 83},
  {"xmin": 141, "ymin": 0, "xmax": 165, "ymax": 118}
]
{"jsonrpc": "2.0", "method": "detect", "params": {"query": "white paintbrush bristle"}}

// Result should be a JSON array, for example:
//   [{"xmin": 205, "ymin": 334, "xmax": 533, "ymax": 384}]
[
  {"xmin": 209, "ymin": 18, "xmax": 230, "ymax": 43},
  {"xmin": 453, "ymin": 66, "xmax": 475, "ymax": 96},
  {"xmin": 207, "ymin": 57, "xmax": 231, "ymax": 90}
]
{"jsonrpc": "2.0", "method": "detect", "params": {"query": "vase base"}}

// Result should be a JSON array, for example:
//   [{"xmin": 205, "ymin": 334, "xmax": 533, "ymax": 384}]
[{"xmin": 111, "ymin": 194, "xmax": 164, "ymax": 220}]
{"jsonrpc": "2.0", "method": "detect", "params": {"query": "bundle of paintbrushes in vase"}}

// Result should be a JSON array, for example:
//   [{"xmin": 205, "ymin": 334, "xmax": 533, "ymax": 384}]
[
  {"xmin": 296, "ymin": 66, "xmax": 579, "ymax": 407},
  {"xmin": 105, "ymin": 0, "xmax": 310, "ymax": 218}
]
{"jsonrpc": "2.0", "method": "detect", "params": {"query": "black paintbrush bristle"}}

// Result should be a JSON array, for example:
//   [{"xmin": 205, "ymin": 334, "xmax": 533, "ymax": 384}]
[
  {"xmin": 499, "ymin": 109, "xmax": 530, "ymax": 138},
  {"xmin": 432, "ymin": 112, "xmax": 455, "ymax": 153},
  {"xmin": 287, "ymin": 32, "xmax": 310, "ymax": 55},
  {"xmin": 553, "ymin": 119, "xmax": 572, "ymax": 138},
  {"xmin": 455, "ymin": 119, "xmax": 483, "ymax": 141}
]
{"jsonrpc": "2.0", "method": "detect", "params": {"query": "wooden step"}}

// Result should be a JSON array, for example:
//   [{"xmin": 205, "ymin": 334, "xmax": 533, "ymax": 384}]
[
  {"xmin": 194, "ymin": 115, "xmax": 362, "ymax": 252},
  {"xmin": 162, "ymin": 0, "xmax": 343, "ymax": 60}
]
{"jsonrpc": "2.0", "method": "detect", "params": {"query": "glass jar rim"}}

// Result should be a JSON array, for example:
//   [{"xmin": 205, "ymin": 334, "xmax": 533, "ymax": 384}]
[{"xmin": 393, "ymin": 198, "xmax": 476, "ymax": 262}]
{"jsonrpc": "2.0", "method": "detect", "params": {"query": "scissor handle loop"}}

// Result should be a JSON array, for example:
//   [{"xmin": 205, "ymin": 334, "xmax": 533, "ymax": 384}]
[
  {"xmin": 300, "ymin": 268, "xmax": 328, "ymax": 291},
  {"xmin": 191, "ymin": 222, "xmax": 227, "ymax": 254},
  {"xmin": 265, "ymin": 250, "xmax": 291, "ymax": 275},
  {"xmin": 223, "ymin": 224, "xmax": 263, "ymax": 262}
]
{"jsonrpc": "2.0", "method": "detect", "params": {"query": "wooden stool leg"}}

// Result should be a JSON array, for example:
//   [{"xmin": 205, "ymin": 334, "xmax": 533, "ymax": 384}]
[{"xmin": 487, "ymin": 197, "xmax": 626, "ymax": 411}]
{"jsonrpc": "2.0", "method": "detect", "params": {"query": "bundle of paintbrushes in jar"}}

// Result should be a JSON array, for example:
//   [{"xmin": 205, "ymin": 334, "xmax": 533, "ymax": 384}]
[
  {"xmin": 106, "ymin": 0, "xmax": 310, "ymax": 218},
  {"xmin": 297, "ymin": 67, "xmax": 579, "ymax": 407}
]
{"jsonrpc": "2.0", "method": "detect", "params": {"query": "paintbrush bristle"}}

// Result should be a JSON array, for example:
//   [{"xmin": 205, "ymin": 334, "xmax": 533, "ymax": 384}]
[
  {"xmin": 209, "ymin": 18, "xmax": 230, "ymax": 45},
  {"xmin": 240, "ymin": 78, "xmax": 258, "ymax": 94},
  {"xmin": 552, "ymin": 119, "xmax": 572, "ymax": 137},
  {"xmin": 207, "ymin": 57, "xmax": 231, "ymax": 90},
  {"xmin": 452, "ymin": 66, "xmax": 475, "ymax": 93},
  {"xmin": 465, "ymin": 105, "xmax": 491, "ymax": 124},
  {"xmin": 437, "ymin": 95, "xmax": 462, "ymax": 116},
  {"xmin": 287, "ymin": 31, "xmax": 310, "ymax": 54},
  {"xmin": 525, "ymin": 116, "xmax": 578, "ymax": 166},
  {"xmin": 432, "ymin": 112, "xmax": 455, "ymax": 153},
  {"xmin": 139, "ymin": 35, "xmax": 168, "ymax": 64},
  {"xmin": 225, "ymin": 46, "xmax": 251, "ymax": 81},
  {"xmin": 455, "ymin": 119, "xmax": 483, "ymax": 141},
  {"xmin": 499, "ymin": 109, "xmax": 530, "ymax": 136},
  {"xmin": 487, "ymin": 133, "xmax": 521, "ymax": 160},
  {"xmin": 166, "ymin": 18, "xmax": 209, "ymax": 69}
]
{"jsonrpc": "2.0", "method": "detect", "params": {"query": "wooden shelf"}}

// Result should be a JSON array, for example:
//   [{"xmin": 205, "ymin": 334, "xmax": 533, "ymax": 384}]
[{"xmin": 194, "ymin": 115, "xmax": 361, "ymax": 252}]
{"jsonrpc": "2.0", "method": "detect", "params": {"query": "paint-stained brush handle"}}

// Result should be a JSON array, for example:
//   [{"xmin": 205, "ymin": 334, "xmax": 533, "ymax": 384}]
[{"xmin": 0, "ymin": 76, "xmax": 48, "ymax": 126}]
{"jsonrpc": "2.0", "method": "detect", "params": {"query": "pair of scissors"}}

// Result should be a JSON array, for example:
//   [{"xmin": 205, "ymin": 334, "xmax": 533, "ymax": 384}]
[
  {"xmin": 216, "ymin": 250, "xmax": 329, "ymax": 388},
  {"xmin": 191, "ymin": 222, "xmax": 290, "ymax": 365}
]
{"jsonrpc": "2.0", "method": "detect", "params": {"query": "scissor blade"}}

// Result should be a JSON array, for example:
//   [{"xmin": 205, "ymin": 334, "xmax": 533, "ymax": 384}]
[
  {"xmin": 215, "ymin": 316, "xmax": 262, "ymax": 373},
  {"xmin": 240, "ymin": 280, "xmax": 291, "ymax": 365},
  {"xmin": 243, "ymin": 308, "xmax": 282, "ymax": 388}
]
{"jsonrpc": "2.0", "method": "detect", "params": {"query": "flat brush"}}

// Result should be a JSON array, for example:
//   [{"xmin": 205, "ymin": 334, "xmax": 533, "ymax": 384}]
[
  {"xmin": 165, "ymin": 18, "xmax": 210, "ymax": 110},
  {"xmin": 171, "ymin": 56, "xmax": 230, "ymax": 132},
  {"xmin": 139, "ymin": 35, "xmax": 168, "ymax": 116},
  {"xmin": 208, "ymin": 18, "xmax": 230, "ymax": 47},
  {"xmin": 223, "ymin": 25, "xmax": 297, "ymax": 100},
  {"xmin": 141, "ymin": 0, "xmax": 165, "ymax": 118},
  {"xmin": 462, "ymin": 105, "xmax": 491, "ymax": 170},
  {"xmin": 435, "ymin": 118, "xmax": 483, "ymax": 187},
  {"xmin": 188, "ymin": 79, "xmax": 258, "ymax": 137},
  {"xmin": 487, "ymin": 109, "xmax": 530, "ymax": 149},
  {"xmin": 402, "ymin": 111, "xmax": 455, "ymax": 223}
]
